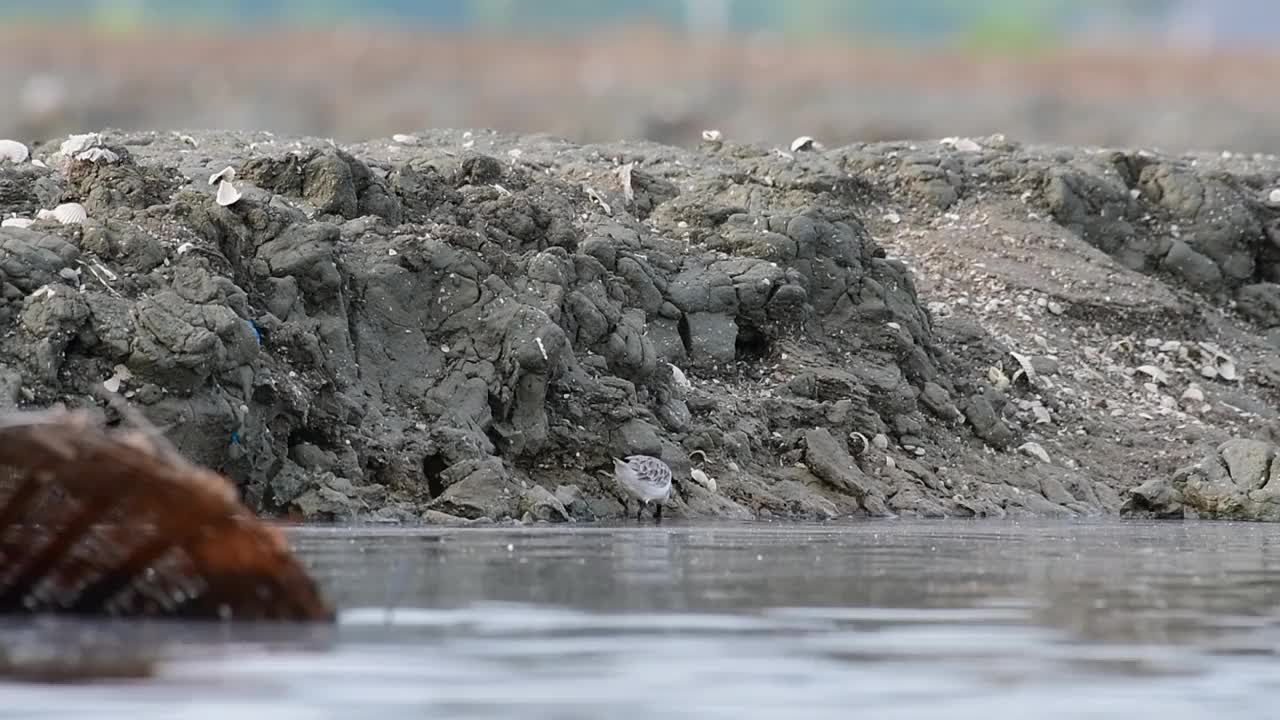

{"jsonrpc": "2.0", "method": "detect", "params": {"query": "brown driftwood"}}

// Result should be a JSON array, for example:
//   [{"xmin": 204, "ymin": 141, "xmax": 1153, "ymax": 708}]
[{"xmin": 0, "ymin": 406, "xmax": 334, "ymax": 623}]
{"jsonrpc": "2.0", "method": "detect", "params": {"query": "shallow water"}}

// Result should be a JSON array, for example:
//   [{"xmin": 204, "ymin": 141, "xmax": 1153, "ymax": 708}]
[{"xmin": 4, "ymin": 519, "xmax": 1280, "ymax": 719}]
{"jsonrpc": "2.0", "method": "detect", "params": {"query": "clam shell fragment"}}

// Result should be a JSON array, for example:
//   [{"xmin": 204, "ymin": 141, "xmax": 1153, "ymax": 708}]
[
  {"xmin": 0, "ymin": 139, "xmax": 29, "ymax": 163},
  {"xmin": 215, "ymin": 179, "xmax": 242, "ymax": 207},
  {"xmin": 75, "ymin": 147, "xmax": 119, "ymax": 164},
  {"xmin": 208, "ymin": 166, "xmax": 236, "ymax": 185},
  {"xmin": 60, "ymin": 133, "xmax": 100, "ymax": 156},
  {"xmin": 1, "ymin": 217, "xmax": 34, "ymax": 229},
  {"xmin": 790, "ymin": 136, "xmax": 817, "ymax": 153},
  {"xmin": 689, "ymin": 468, "xmax": 717, "ymax": 493},
  {"xmin": 40, "ymin": 202, "xmax": 87, "ymax": 225}
]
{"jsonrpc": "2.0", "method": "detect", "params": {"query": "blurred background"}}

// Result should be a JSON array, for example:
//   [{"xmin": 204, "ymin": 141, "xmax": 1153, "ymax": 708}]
[{"xmin": 2, "ymin": 0, "xmax": 1279, "ymax": 152}]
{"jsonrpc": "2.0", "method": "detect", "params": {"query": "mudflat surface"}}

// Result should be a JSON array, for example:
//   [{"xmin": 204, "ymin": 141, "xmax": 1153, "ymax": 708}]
[
  {"xmin": 4, "ymin": 521, "xmax": 1280, "ymax": 718},
  {"xmin": 5, "ymin": 27, "xmax": 1280, "ymax": 153},
  {"xmin": 1, "ymin": 127, "xmax": 1278, "ymax": 523}
]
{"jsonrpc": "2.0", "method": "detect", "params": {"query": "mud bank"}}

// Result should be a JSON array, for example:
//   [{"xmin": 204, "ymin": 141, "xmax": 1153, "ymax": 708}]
[{"xmin": 0, "ymin": 129, "xmax": 1276, "ymax": 523}]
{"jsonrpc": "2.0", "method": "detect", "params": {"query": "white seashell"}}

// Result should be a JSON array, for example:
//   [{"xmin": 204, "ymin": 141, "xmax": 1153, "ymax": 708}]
[
  {"xmin": 669, "ymin": 363, "xmax": 693, "ymax": 394},
  {"xmin": 790, "ymin": 136, "xmax": 816, "ymax": 153},
  {"xmin": 392, "ymin": 133, "xmax": 418, "ymax": 145},
  {"xmin": 1136, "ymin": 364, "xmax": 1169, "ymax": 385},
  {"xmin": 987, "ymin": 365, "xmax": 1010, "ymax": 391},
  {"xmin": 848, "ymin": 431, "xmax": 869, "ymax": 455},
  {"xmin": 0, "ymin": 139, "xmax": 30, "ymax": 163},
  {"xmin": 1018, "ymin": 442, "xmax": 1051, "ymax": 464},
  {"xmin": 1009, "ymin": 351, "xmax": 1037, "ymax": 385},
  {"xmin": 103, "ymin": 376, "xmax": 122, "ymax": 394},
  {"xmin": 208, "ymin": 166, "xmax": 236, "ymax": 185},
  {"xmin": 60, "ymin": 133, "xmax": 100, "ymax": 156},
  {"xmin": 51, "ymin": 202, "xmax": 87, "ymax": 225},
  {"xmin": 2, "ymin": 217, "xmax": 33, "ymax": 229},
  {"xmin": 701, "ymin": 129, "xmax": 722, "ymax": 142},
  {"xmin": 31, "ymin": 158, "xmax": 47, "ymax": 169},
  {"xmin": 215, "ymin": 179, "xmax": 242, "ymax": 207},
  {"xmin": 176, "ymin": 241, "xmax": 195, "ymax": 255},
  {"xmin": 1218, "ymin": 360, "xmax": 1238, "ymax": 382},
  {"xmin": 36, "ymin": 209, "xmax": 56, "ymax": 221},
  {"xmin": 75, "ymin": 147, "xmax": 118, "ymax": 163},
  {"xmin": 690, "ymin": 468, "xmax": 717, "ymax": 493}
]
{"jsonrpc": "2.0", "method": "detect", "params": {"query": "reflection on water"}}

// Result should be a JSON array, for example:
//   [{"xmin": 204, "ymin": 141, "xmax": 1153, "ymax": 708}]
[{"xmin": 4, "ymin": 519, "xmax": 1280, "ymax": 719}]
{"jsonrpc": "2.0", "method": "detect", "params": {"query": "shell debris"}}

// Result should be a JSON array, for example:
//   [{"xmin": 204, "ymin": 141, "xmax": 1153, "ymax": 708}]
[
  {"xmin": 690, "ymin": 468, "xmax": 717, "ymax": 493},
  {"xmin": 1, "ymin": 217, "xmax": 33, "ymax": 229},
  {"xmin": 942, "ymin": 136, "xmax": 983, "ymax": 153},
  {"xmin": 0, "ymin": 139, "xmax": 29, "ymax": 163},
  {"xmin": 75, "ymin": 147, "xmax": 119, "ymax": 164},
  {"xmin": 208, "ymin": 166, "xmax": 236, "ymax": 186},
  {"xmin": 701, "ymin": 129, "xmax": 722, "ymax": 142},
  {"xmin": 848, "ymin": 431, "xmax": 870, "ymax": 455},
  {"xmin": 40, "ymin": 202, "xmax": 87, "ymax": 225},
  {"xmin": 215, "ymin": 180, "xmax": 242, "ymax": 207},
  {"xmin": 790, "ymin": 136, "xmax": 818, "ymax": 153},
  {"xmin": 669, "ymin": 363, "xmax": 693, "ymax": 394},
  {"xmin": 102, "ymin": 364, "xmax": 133, "ymax": 394},
  {"xmin": 392, "ymin": 134, "xmax": 419, "ymax": 146},
  {"xmin": 60, "ymin": 133, "xmax": 101, "ymax": 156}
]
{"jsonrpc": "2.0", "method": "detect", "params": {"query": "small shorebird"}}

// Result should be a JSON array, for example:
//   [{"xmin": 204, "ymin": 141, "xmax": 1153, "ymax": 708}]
[{"xmin": 613, "ymin": 455, "xmax": 673, "ymax": 522}]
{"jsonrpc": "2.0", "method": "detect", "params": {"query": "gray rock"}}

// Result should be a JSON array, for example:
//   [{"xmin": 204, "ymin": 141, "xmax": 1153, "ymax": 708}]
[
  {"xmin": 0, "ymin": 365, "xmax": 21, "ymax": 410},
  {"xmin": 611, "ymin": 418, "xmax": 663, "ymax": 458},
  {"xmin": 429, "ymin": 458, "xmax": 519, "ymax": 520},
  {"xmin": 962, "ymin": 394, "xmax": 1014, "ymax": 450},
  {"xmin": 1038, "ymin": 470, "xmax": 1077, "ymax": 506},
  {"xmin": 803, "ymin": 427, "xmax": 885, "ymax": 512},
  {"xmin": 554, "ymin": 484, "xmax": 596, "ymax": 522},
  {"xmin": 918, "ymin": 381, "xmax": 961, "ymax": 421},
  {"xmin": 0, "ymin": 228, "xmax": 79, "ymax": 293},
  {"xmin": 518, "ymin": 485, "xmax": 570, "ymax": 523},
  {"xmin": 1123, "ymin": 477, "xmax": 1186, "ymax": 518},
  {"xmin": 684, "ymin": 311, "xmax": 737, "ymax": 365},
  {"xmin": 1125, "ymin": 439, "xmax": 1280, "ymax": 521},
  {"xmin": 1220, "ymin": 439, "xmax": 1276, "ymax": 490},
  {"xmin": 1029, "ymin": 355, "xmax": 1060, "ymax": 376},
  {"xmin": 1163, "ymin": 240, "xmax": 1225, "ymax": 289},
  {"xmin": 1237, "ymin": 283, "xmax": 1280, "ymax": 328}
]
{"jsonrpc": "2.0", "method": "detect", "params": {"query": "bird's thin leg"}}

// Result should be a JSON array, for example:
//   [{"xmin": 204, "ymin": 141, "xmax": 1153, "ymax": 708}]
[
  {"xmin": 636, "ymin": 502, "xmax": 644, "ymax": 522},
  {"xmin": 655, "ymin": 503, "xmax": 663, "ymax": 523},
  {"xmin": 620, "ymin": 498, "xmax": 628, "ymax": 519}
]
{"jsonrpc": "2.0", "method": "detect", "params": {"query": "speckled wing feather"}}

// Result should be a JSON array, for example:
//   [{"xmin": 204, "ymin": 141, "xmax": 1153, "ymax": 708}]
[
  {"xmin": 0, "ymin": 407, "xmax": 334, "ymax": 622},
  {"xmin": 621, "ymin": 455, "xmax": 672, "ymax": 499}
]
